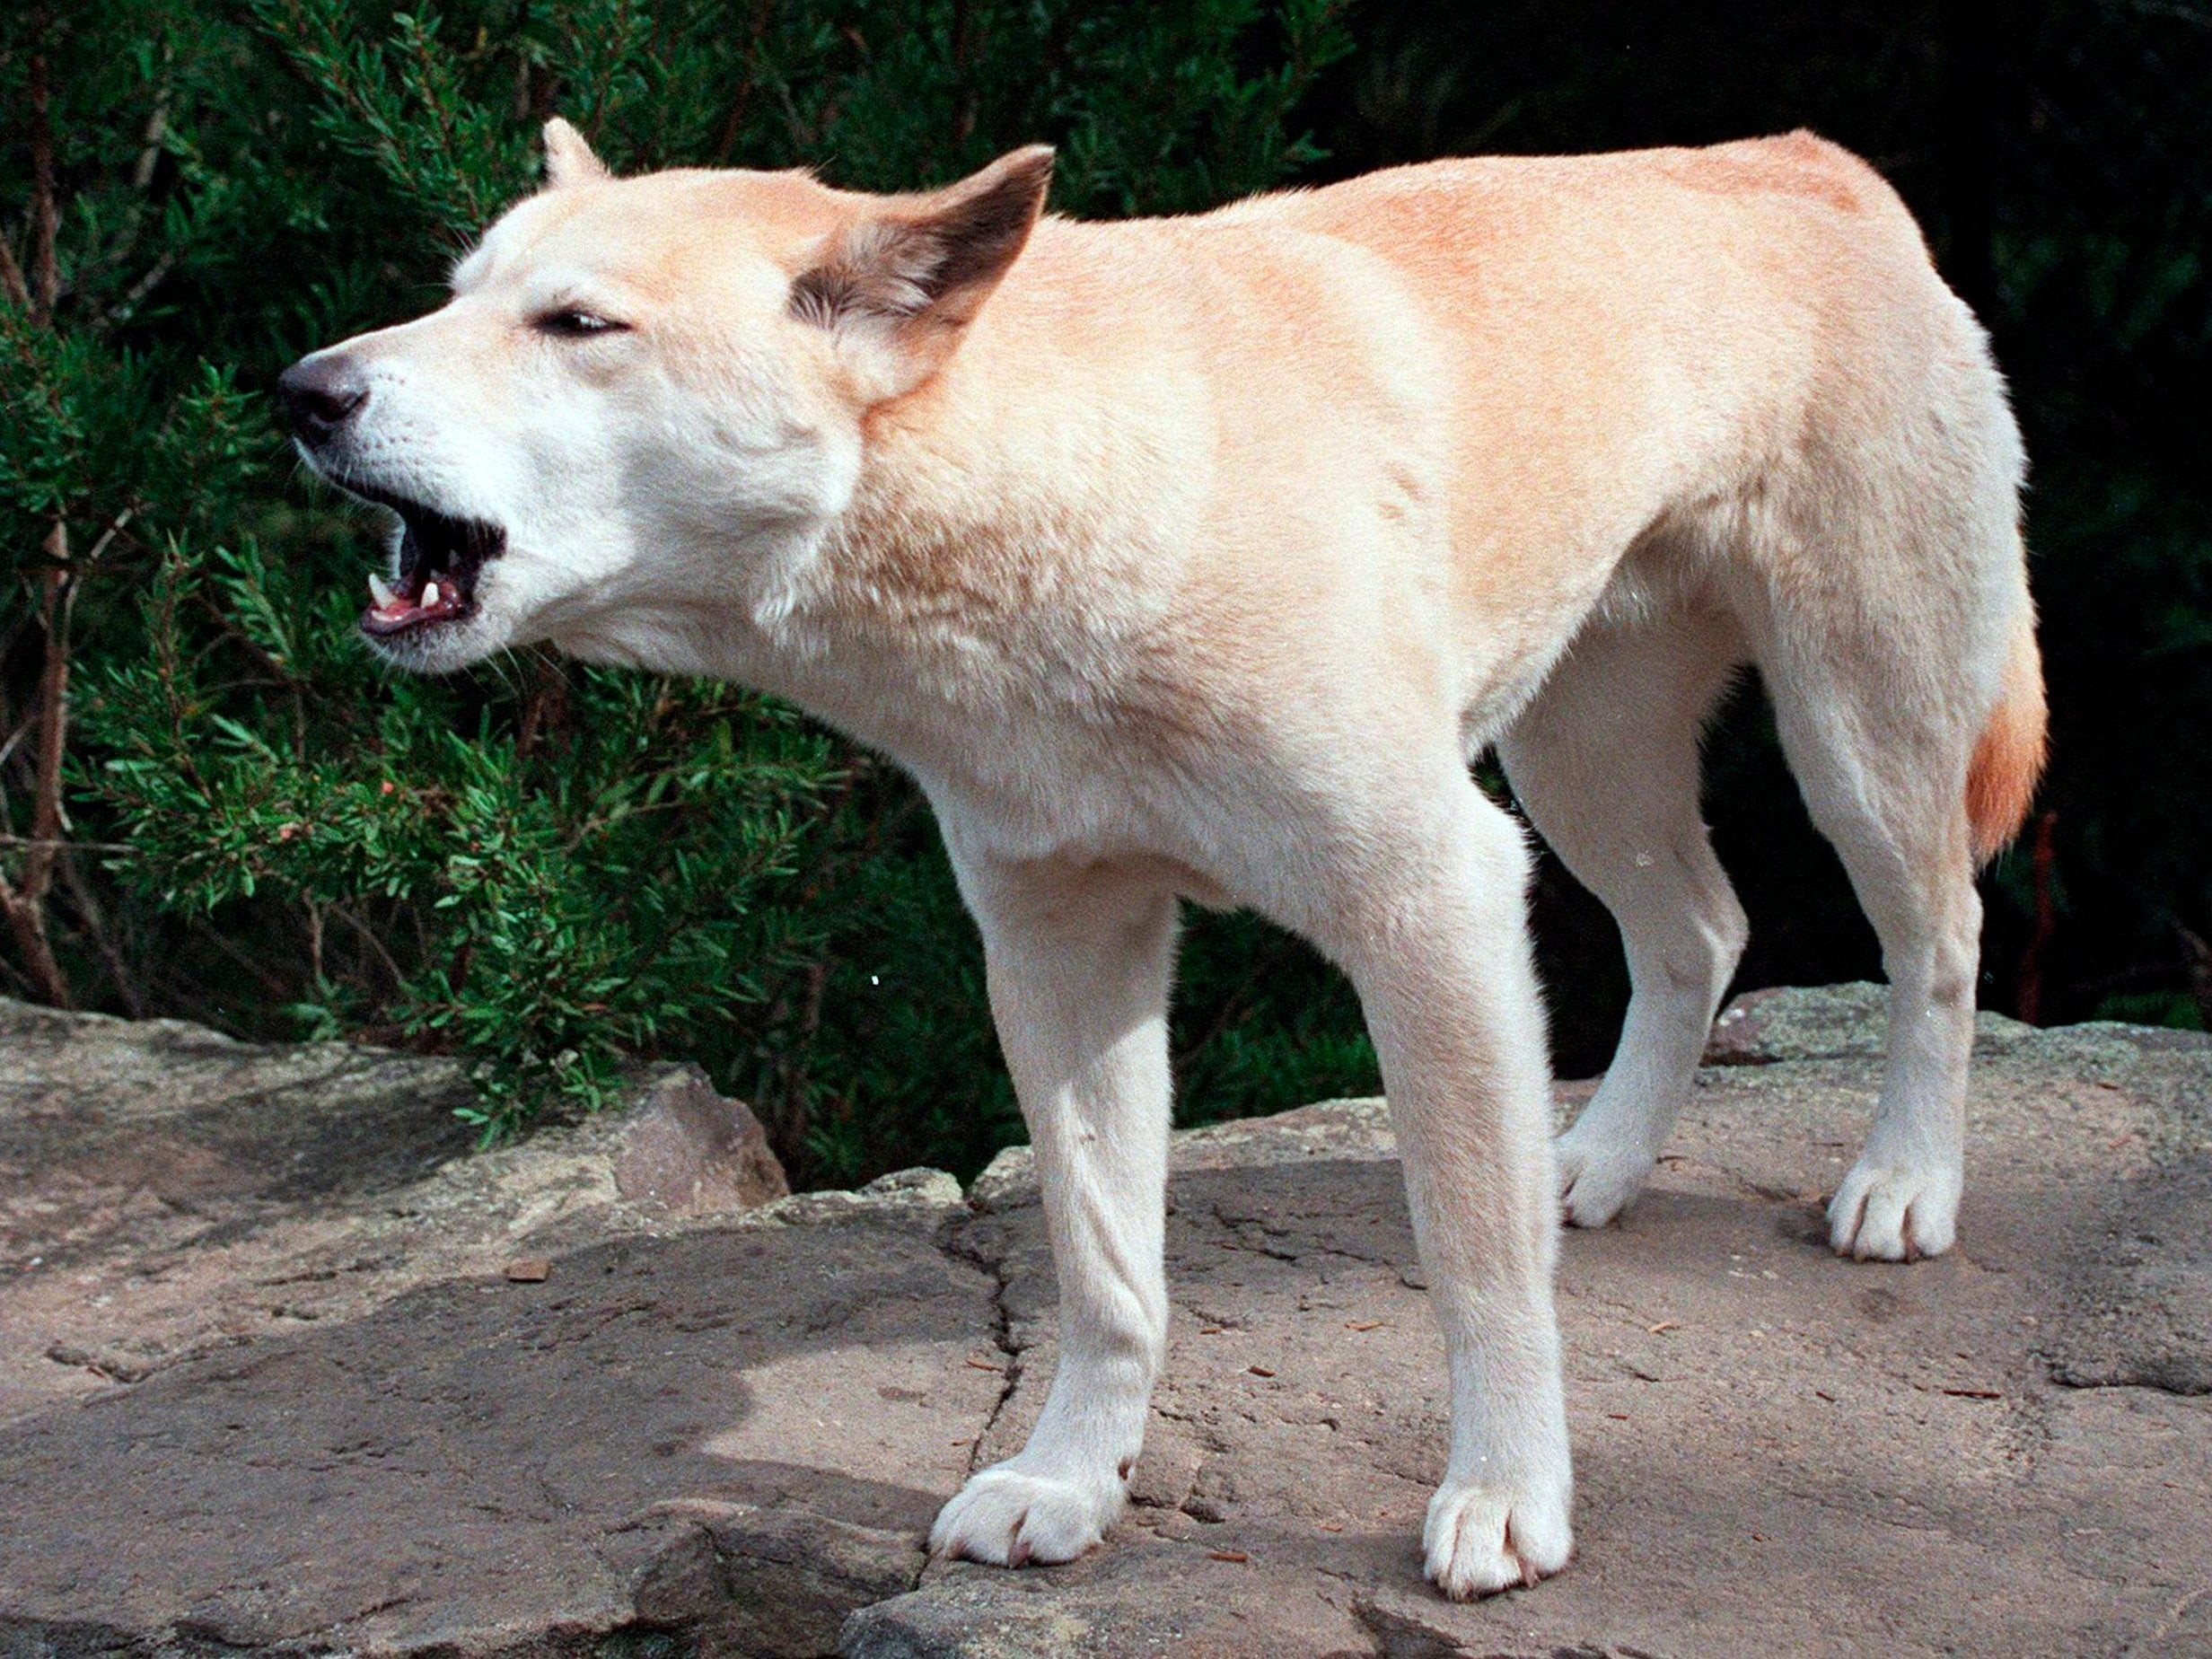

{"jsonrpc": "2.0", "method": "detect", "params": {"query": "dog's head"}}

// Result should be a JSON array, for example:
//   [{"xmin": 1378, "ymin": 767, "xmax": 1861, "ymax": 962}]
[{"xmin": 279, "ymin": 120, "xmax": 1052, "ymax": 673}]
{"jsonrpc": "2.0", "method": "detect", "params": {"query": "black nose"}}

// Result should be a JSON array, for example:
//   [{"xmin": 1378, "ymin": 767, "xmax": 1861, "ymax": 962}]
[{"xmin": 276, "ymin": 356, "xmax": 369, "ymax": 443}]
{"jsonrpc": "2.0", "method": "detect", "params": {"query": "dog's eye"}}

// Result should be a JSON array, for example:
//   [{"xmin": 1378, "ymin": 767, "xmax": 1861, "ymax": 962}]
[{"xmin": 533, "ymin": 309, "xmax": 627, "ymax": 338}]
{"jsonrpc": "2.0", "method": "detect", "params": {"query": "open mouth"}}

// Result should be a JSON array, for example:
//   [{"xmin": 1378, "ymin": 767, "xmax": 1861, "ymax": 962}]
[{"xmin": 356, "ymin": 494, "xmax": 506, "ymax": 639}]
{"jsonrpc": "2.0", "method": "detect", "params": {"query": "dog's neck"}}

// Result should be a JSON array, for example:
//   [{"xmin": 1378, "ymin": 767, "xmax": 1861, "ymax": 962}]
[{"xmin": 726, "ymin": 324, "xmax": 1196, "ymax": 749}]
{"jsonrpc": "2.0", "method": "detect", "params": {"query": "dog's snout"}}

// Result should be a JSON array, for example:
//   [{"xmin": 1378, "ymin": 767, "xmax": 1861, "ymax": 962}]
[{"xmin": 276, "ymin": 356, "xmax": 369, "ymax": 444}]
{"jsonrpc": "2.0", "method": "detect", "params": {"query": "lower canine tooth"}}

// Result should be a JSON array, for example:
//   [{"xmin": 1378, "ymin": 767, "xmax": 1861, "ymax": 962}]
[
  {"xmin": 422, "ymin": 581, "xmax": 441, "ymax": 606},
  {"xmin": 368, "ymin": 573, "xmax": 397, "ymax": 609}
]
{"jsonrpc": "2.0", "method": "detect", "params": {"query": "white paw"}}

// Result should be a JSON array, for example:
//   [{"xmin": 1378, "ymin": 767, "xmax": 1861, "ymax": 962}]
[
  {"xmin": 1827, "ymin": 1159, "xmax": 1959, "ymax": 1260},
  {"xmin": 928, "ymin": 1462, "xmax": 1122, "ymax": 1567},
  {"xmin": 1423, "ymin": 1470, "xmax": 1574, "ymax": 1600},
  {"xmin": 1554, "ymin": 1126, "xmax": 1654, "ymax": 1229}
]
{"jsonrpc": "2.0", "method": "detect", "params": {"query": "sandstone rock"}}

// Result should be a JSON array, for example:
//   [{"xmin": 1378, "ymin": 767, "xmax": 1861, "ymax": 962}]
[
  {"xmin": 755, "ymin": 1165, "xmax": 967, "ymax": 1231},
  {"xmin": 614, "ymin": 1063, "xmax": 790, "ymax": 1214},
  {"xmin": 2, "ymin": 986, "xmax": 2208, "ymax": 1658},
  {"xmin": 1701, "ymin": 979, "xmax": 2035, "ymax": 1065},
  {"xmin": 0, "ymin": 1217, "xmax": 995, "ymax": 1658},
  {"xmin": 0, "ymin": 1001, "xmax": 786, "ymax": 1425}
]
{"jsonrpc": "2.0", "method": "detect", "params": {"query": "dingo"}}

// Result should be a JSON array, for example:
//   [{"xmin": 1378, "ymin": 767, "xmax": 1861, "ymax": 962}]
[{"xmin": 280, "ymin": 121, "xmax": 2041, "ymax": 1597}]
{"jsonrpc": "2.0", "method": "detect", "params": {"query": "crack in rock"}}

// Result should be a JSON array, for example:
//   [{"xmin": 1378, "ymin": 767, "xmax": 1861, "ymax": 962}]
[{"xmin": 941, "ymin": 1212, "xmax": 1023, "ymax": 1479}]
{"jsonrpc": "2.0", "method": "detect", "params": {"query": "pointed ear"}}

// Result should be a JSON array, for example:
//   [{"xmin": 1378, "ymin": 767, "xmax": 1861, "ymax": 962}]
[
  {"xmin": 790, "ymin": 145, "xmax": 1054, "ymax": 398},
  {"xmin": 542, "ymin": 118, "xmax": 610, "ymax": 189}
]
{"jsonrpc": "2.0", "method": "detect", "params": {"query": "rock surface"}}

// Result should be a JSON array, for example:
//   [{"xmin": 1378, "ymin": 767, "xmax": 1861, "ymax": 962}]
[
  {"xmin": 0, "ymin": 1001, "xmax": 786, "ymax": 1424},
  {"xmin": 3, "ymin": 988, "xmax": 2208, "ymax": 1657}
]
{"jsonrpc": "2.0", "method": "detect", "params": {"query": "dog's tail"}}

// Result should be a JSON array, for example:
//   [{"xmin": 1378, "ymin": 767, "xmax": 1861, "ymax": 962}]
[{"xmin": 1965, "ymin": 594, "xmax": 2047, "ymax": 865}]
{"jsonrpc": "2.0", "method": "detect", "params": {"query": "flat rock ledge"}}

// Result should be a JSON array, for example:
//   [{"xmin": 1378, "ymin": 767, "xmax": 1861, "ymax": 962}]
[{"xmin": 2, "ymin": 988, "xmax": 2208, "ymax": 1659}]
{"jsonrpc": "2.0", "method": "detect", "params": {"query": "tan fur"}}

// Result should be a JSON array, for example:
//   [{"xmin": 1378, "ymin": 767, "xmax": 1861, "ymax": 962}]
[
  {"xmin": 1967, "ymin": 606, "xmax": 2050, "ymax": 863},
  {"xmin": 285, "ymin": 124, "xmax": 2038, "ymax": 1600}
]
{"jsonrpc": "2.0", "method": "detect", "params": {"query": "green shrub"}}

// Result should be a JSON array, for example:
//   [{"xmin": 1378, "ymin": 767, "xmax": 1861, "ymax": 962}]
[{"xmin": 0, "ymin": 0, "xmax": 1371, "ymax": 1183}]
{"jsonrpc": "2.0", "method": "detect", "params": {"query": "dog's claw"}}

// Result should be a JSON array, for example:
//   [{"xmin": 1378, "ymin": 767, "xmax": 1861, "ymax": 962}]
[
  {"xmin": 1423, "ymin": 1473, "xmax": 1573, "ymax": 1601},
  {"xmin": 1828, "ymin": 1159, "xmax": 1959, "ymax": 1260},
  {"xmin": 1554, "ymin": 1124, "xmax": 1656, "ymax": 1230},
  {"xmin": 930, "ymin": 1464, "xmax": 1118, "ymax": 1568}
]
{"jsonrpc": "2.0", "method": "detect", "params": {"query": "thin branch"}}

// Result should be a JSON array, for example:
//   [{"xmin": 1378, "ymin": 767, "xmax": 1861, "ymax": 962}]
[
  {"xmin": 0, "ymin": 834, "xmax": 134, "ymax": 856},
  {"xmin": 197, "ymin": 917, "xmax": 295, "ymax": 1000},
  {"xmin": 28, "ymin": 522, "xmax": 73, "ymax": 895},
  {"xmin": 331, "ymin": 902, "xmax": 408, "ymax": 998},
  {"xmin": 712, "ymin": 0, "xmax": 786, "ymax": 160},
  {"xmin": 0, "ymin": 27, "xmax": 79, "ymax": 1005},
  {"xmin": 80, "ymin": 506, "xmax": 136, "ymax": 567},
  {"xmin": 0, "ymin": 886, "xmax": 71, "ymax": 1005},
  {"xmin": 0, "ymin": 707, "xmax": 37, "ymax": 777},
  {"xmin": 106, "ymin": 250, "xmax": 174, "ymax": 324},
  {"xmin": 0, "ymin": 235, "xmax": 29, "ymax": 312},
  {"xmin": 2014, "ymin": 809, "xmax": 2058, "ymax": 1024},
  {"xmin": 57, "ymin": 847, "xmax": 143, "ymax": 1016},
  {"xmin": 131, "ymin": 91, "xmax": 168, "ymax": 190},
  {"xmin": 28, "ymin": 49, "xmax": 59, "ymax": 321}
]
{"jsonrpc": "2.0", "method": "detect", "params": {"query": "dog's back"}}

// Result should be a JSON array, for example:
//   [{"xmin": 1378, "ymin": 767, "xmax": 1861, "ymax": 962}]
[{"xmin": 952, "ymin": 136, "xmax": 2030, "ymax": 760}]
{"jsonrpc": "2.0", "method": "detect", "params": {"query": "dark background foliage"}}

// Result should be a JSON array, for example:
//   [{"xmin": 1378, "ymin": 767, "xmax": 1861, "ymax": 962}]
[{"xmin": 1, "ymin": 0, "xmax": 2204, "ymax": 1189}]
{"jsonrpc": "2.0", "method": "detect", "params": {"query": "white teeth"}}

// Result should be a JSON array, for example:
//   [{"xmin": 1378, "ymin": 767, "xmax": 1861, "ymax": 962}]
[
  {"xmin": 422, "ymin": 582, "xmax": 441, "ymax": 607},
  {"xmin": 368, "ymin": 573, "xmax": 398, "ymax": 609}
]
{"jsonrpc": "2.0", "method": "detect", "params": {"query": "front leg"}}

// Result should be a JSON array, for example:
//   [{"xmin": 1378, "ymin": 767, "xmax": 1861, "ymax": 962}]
[
  {"xmin": 1285, "ymin": 786, "xmax": 1575, "ymax": 1598},
  {"xmin": 929, "ymin": 852, "xmax": 1179, "ymax": 1567}
]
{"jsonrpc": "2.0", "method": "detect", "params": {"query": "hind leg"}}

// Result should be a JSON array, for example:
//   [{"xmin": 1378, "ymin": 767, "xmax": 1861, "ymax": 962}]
[
  {"xmin": 1499, "ymin": 607, "xmax": 1749, "ymax": 1228},
  {"xmin": 1758, "ymin": 621, "xmax": 1986, "ymax": 1261}
]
